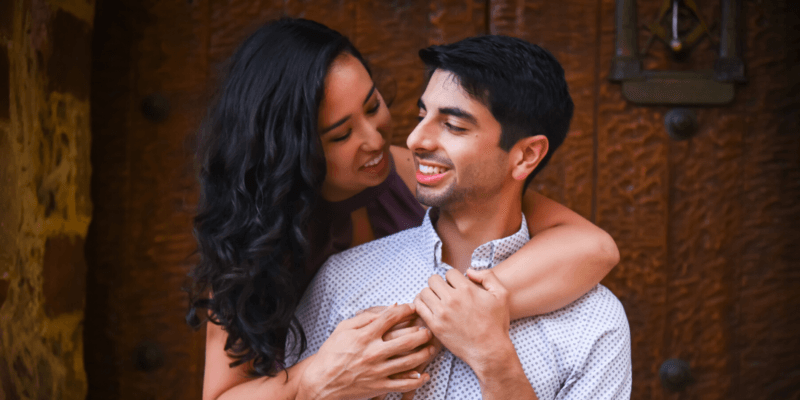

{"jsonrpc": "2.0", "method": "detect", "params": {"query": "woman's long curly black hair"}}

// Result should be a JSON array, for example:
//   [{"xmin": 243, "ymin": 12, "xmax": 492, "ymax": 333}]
[{"xmin": 186, "ymin": 18, "xmax": 369, "ymax": 377}]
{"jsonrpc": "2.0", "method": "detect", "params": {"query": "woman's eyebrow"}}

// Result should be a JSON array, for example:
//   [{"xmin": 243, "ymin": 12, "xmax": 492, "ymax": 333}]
[
  {"xmin": 363, "ymin": 85, "xmax": 376, "ymax": 105},
  {"xmin": 321, "ymin": 85, "xmax": 377, "ymax": 134}
]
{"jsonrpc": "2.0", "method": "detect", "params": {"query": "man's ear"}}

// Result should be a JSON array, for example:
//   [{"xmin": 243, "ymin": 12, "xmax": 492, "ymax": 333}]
[{"xmin": 510, "ymin": 135, "xmax": 549, "ymax": 182}]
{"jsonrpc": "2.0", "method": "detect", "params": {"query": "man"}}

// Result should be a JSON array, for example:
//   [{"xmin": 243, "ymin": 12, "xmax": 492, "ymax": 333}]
[{"xmin": 288, "ymin": 35, "xmax": 631, "ymax": 399}]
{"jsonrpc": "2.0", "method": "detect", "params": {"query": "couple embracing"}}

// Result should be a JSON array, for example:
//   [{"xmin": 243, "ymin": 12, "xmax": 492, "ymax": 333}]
[{"xmin": 189, "ymin": 18, "xmax": 631, "ymax": 400}]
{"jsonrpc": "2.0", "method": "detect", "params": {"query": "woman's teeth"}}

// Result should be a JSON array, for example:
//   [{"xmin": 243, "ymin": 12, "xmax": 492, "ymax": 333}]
[
  {"xmin": 419, "ymin": 164, "xmax": 446, "ymax": 175},
  {"xmin": 364, "ymin": 153, "xmax": 383, "ymax": 167}
]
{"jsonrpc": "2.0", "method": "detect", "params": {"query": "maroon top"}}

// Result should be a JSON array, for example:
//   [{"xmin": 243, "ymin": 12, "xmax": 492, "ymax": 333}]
[{"xmin": 304, "ymin": 166, "xmax": 425, "ymax": 288}]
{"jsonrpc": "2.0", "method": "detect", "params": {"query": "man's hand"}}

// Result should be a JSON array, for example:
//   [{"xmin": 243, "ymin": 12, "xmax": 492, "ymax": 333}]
[
  {"xmin": 414, "ymin": 269, "xmax": 539, "ymax": 399},
  {"xmin": 413, "ymin": 268, "xmax": 511, "ymax": 368}
]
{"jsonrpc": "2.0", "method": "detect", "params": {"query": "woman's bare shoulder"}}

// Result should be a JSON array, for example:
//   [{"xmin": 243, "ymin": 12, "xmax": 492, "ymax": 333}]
[{"xmin": 390, "ymin": 145, "xmax": 417, "ymax": 193}]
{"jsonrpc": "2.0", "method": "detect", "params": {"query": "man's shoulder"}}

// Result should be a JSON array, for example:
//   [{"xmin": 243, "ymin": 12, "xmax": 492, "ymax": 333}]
[
  {"xmin": 308, "ymin": 226, "xmax": 427, "ymax": 293},
  {"xmin": 512, "ymin": 285, "xmax": 629, "ymax": 340},
  {"xmin": 549, "ymin": 285, "xmax": 627, "ymax": 328},
  {"xmin": 509, "ymin": 285, "xmax": 630, "ymax": 378}
]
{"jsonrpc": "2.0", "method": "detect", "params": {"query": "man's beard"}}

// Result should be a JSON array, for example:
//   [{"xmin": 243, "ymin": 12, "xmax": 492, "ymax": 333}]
[{"xmin": 416, "ymin": 178, "xmax": 474, "ymax": 208}]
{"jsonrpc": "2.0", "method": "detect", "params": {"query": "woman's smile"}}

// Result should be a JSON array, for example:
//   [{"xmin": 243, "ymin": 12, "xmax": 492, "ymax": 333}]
[{"xmin": 360, "ymin": 150, "xmax": 389, "ymax": 174}]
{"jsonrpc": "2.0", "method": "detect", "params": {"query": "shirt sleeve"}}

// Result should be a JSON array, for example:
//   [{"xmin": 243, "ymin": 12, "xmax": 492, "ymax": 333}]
[
  {"xmin": 284, "ymin": 255, "xmax": 345, "ymax": 368},
  {"xmin": 556, "ymin": 291, "xmax": 632, "ymax": 400}
]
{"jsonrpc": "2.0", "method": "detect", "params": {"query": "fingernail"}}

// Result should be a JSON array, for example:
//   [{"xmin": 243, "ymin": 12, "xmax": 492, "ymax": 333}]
[{"xmin": 410, "ymin": 372, "xmax": 421, "ymax": 379}]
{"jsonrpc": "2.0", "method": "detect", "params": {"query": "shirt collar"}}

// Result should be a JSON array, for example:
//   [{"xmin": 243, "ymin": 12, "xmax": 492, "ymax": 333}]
[{"xmin": 420, "ymin": 208, "xmax": 530, "ymax": 271}]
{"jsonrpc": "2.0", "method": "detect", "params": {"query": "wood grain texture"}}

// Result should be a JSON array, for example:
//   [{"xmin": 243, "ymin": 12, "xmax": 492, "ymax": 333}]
[
  {"xmin": 489, "ymin": 0, "xmax": 597, "ymax": 218},
  {"xmin": 85, "ymin": 1, "xmax": 800, "ymax": 399},
  {"xmin": 659, "ymin": 1, "xmax": 743, "ymax": 399},
  {"xmin": 736, "ymin": 1, "xmax": 800, "ymax": 398},
  {"xmin": 87, "ymin": 0, "xmax": 210, "ymax": 398},
  {"xmin": 596, "ymin": 0, "xmax": 671, "ymax": 397},
  {"xmin": 353, "ymin": 0, "xmax": 431, "ymax": 146}
]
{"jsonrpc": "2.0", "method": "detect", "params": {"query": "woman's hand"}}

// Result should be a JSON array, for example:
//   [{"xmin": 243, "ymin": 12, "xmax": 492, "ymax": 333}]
[
  {"xmin": 372, "ymin": 317, "xmax": 443, "ymax": 400},
  {"xmin": 297, "ymin": 304, "xmax": 434, "ymax": 400}
]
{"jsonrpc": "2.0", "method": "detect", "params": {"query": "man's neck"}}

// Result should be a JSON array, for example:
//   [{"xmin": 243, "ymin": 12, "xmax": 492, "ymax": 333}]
[{"xmin": 434, "ymin": 191, "xmax": 523, "ymax": 273}]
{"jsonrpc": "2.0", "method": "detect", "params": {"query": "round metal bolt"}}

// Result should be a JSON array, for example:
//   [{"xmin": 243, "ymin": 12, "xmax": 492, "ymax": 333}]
[
  {"xmin": 133, "ymin": 340, "xmax": 165, "ymax": 372},
  {"xmin": 659, "ymin": 358, "xmax": 694, "ymax": 392},
  {"xmin": 664, "ymin": 108, "xmax": 698, "ymax": 140},
  {"xmin": 141, "ymin": 93, "xmax": 171, "ymax": 122}
]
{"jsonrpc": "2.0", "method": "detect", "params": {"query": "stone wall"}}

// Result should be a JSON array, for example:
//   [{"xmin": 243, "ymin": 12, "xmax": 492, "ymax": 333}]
[{"xmin": 0, "ymin": 0, "xmax": 94, "ymax": 399}]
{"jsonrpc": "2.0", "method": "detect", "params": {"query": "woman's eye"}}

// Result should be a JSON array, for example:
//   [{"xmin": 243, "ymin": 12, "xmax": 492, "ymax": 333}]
[
  {"xmin": 366, "ymin": 100, "xmax": 381, "ymax": 114},
  {"xmin": 331, "ymin": 130, "xmax": 351, "ymax": 142},
  {"xmin": 445, "ymin": 122, "xmax": 466, "ymax": 132},
  {"xmin": 417, "ymin": 115, "xmax": 424, "ymax": 122}
]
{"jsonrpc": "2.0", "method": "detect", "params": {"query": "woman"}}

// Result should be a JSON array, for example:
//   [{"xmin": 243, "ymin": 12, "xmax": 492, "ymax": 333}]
[{"xmin": 188, "ymin": 18, "xmax": 619, "ymax": 400}]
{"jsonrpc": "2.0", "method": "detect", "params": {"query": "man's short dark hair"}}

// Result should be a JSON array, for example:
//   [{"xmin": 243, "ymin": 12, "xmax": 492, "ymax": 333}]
[{"xmin": 419, "ymin": 35, "xmax": 574, "ymax": 188}]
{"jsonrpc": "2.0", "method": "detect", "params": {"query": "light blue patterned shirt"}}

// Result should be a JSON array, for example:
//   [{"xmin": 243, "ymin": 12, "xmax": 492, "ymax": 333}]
[{"xmin": 287, "ymin": 209, "xmax": 632, "ymax": 399}]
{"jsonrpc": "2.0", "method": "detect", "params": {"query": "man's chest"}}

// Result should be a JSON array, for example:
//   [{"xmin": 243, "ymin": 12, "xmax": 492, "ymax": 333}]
[
  {"xmin": 332, "ymin": 267, "xmax": 440, "ymax": 323},
  {"xmin": 381, "ymin": 328, "xmax": 566, "ymax": 400}
]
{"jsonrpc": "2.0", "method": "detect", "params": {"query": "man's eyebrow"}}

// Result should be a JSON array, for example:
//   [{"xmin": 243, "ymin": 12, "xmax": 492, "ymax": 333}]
[
  {"xmin": 439, "ymin": 107, "xmax": 478, "ymax": 125},
  {"xmin": 321, "ymin": 85, "xmax": 377, "ymax": 134}
]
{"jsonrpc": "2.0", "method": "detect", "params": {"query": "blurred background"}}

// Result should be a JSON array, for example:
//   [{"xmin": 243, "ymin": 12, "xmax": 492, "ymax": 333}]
[{"xmin": 0, "ymin": 0, "xmax": 798, "ymax": 399}]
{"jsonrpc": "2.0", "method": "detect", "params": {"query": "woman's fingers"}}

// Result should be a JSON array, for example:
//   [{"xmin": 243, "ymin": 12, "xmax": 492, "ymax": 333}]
[
  {"xmin": 364, "ymin": 303, "xmax": 417, "ymax": 336},
  {"xmin": 381, "ymin": 374, "xmax": 430, "ymax": 394},
  {"xmin": 379, "ymin": 345, "xmax": 436, "ymax": 377},
  {"xmin": 383, "ymin": 325, "xmax": 422, "ymax": 342},
  {"xmin": 356, "ymin": 305, "xmax": 388, "ymax": 316},
  {"xmin": 339, "ymin": 309, "xmax": 382, "ymax": 330},
  {"xmin": 380, "ymin": 327, "xmax": 431, "ymax": 357}
]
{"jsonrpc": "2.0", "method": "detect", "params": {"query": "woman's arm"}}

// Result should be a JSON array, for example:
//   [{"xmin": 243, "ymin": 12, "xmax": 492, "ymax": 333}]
[
  {"xmin": 497, "ymin": 189, "xmax": 619, "ymax": 319},
  {"xmin": 203, "ymin": 322, "xmax": 312, "ymax": 400},
  {"xmin": 203, "ymin": 305, "xmax": 434, "ymax": 400},
  {"xmin": 391, "ymin": 145, "xmax": 619, "ymax": 319}
]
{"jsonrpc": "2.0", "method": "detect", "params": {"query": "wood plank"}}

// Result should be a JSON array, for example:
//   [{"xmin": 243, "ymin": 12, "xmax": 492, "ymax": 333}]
[
  {"xmin": 657, "ymin": 1, "xmax": 743, "ymax": 398},
  {"xmin": 207, "ymin": 0, "xmax": 283, "ymax": 66},
  {"xmin": 663, "ymin": 90, "xmax": 744, "ymax": 400},
  {"xmin": 736, "ymin": 1, "xmax": 800, "ymax": 398},
  {"xmin": 596, "ymin": 0, "xmax": 671, "ymax": 397},
  {"xmin": 87, "ymin": 0, "xmax": 148, "ymax": 397},
  {"xmin": 352, "ymin": 1, "xmax": 431, "ymax": 146},
  {"xmin": 427, "ymin": 0, "xmax": 487, "ymax": 45},
  {"xmin": 87, "ymin": 0, "xmax": 211, "ymax": 398}
]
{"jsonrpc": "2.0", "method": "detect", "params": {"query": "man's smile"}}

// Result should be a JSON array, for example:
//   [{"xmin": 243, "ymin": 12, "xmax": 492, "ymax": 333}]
[{"xmin": 415, "ymin": 160, "xmax": 452, "ymax": 185}]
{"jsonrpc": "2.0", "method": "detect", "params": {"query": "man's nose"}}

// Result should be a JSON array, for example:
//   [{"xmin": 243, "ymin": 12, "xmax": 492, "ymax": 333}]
[{"xmin": 407, "ymin": 118, "xmax": 436, "ymax": 152}]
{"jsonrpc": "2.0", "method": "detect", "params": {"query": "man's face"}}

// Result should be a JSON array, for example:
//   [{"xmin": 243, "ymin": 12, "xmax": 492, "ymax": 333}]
[{"xmin": 407, "ymin": 69, "xmax": 511, "ymax": 208}]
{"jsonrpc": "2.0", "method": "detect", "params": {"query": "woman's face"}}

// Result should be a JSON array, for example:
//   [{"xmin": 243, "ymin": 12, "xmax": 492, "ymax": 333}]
[{"xmin": 318, "ymin": 53, "xmax": 392, "ymax": 202}]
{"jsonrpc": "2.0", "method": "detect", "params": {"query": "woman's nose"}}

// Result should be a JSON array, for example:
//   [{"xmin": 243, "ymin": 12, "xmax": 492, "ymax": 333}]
[{"xmin": 360, "ymin": 120, "xmax": 386, "ymax": 151}]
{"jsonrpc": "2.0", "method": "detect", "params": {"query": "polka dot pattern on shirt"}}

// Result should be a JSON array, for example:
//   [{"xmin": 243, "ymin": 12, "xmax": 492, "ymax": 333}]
[{"xmin": 286, "ymin": 210, "xmax": 632, "ymax": 399}]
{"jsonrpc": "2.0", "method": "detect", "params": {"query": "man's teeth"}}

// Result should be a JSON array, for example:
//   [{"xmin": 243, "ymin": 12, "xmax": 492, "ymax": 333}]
[
  {"xmin": 364, "ymin": 153, "xmax": 383, "ymax": 167},
  {"xmin": 419, "ymin": 164, "xmax": 447, "ymax": 175}
]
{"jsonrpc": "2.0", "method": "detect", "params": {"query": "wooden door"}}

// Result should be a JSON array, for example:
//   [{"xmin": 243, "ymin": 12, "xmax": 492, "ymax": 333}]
[{"xmin": 85, "ymin": 1, "xmax": 800, "ymax": 399}]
